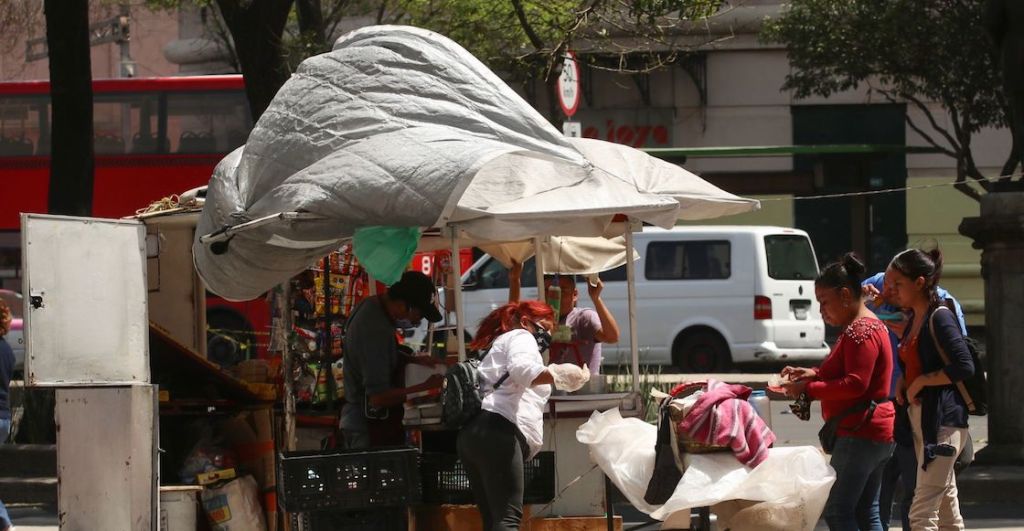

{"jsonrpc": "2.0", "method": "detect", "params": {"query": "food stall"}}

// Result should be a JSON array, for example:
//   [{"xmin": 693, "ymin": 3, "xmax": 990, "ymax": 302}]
[{"xmin": 189, "ymin": 24, "xmax": 761, "ymax": 530}]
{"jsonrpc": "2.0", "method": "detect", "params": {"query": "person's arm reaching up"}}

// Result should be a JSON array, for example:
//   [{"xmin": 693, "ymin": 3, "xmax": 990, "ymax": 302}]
[{"xmin": 588, "ymin": 278, "xmax": 620, "ymax": 343}]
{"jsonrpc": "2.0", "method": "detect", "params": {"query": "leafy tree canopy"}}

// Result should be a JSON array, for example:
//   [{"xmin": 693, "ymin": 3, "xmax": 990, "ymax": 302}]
[{"xmin": 762, "ymin": 0, "xmax": 1009, "ymax": 198}]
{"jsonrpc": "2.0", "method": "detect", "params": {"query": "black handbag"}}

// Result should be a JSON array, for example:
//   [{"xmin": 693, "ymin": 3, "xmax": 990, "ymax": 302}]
[
  {"xmin": 818, "ymin": 400, "xmax": 884, "ymax": 454},
  {"xmin": 644, "ymin": 399, "xmax": 683, "ymax": 505}
]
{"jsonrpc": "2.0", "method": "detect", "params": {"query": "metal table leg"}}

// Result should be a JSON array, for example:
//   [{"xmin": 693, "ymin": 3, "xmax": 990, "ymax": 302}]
[{"xmin": 606, "ymin": 474, "xmax": 616, "ymax": 531}]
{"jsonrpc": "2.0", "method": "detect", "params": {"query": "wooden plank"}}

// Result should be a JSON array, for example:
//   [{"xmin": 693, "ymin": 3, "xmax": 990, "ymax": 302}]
[{"xmin": 526, "ymin": 516, "xmax": 623, "ymax": 531}]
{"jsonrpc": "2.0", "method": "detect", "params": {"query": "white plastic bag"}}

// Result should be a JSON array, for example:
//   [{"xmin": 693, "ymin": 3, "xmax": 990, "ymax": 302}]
[
  {"xmin": 201, "ymin": 475, "xmax": 267, "ymax": 531},
  {"xmin": 576, "ymin": 408, "xmax": 835, "ymax": 531}
]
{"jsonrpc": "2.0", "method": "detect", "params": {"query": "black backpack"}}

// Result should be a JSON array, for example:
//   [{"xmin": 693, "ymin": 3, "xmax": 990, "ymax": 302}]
[
  {"xmin": 929, "ymin": 306, "xmax": 988, "ymax": 416},
  {"xmin": 960, "ymin": 336, "xmax": 988, "ymax": 416},
  {"xmin": 440, "ymin": 356, "xmax": 509, "ymax": 429}
]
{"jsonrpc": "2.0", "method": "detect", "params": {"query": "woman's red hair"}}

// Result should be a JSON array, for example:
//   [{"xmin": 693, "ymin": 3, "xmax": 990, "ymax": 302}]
[{"xmin": 469, "ymin": 300, "xmax": 554, "ymax": 351}]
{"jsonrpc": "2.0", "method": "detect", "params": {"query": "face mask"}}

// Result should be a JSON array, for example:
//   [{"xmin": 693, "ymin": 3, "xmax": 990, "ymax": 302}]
[{"xmin": 532, "ymin": 322, "xmax": 552, "ymax": 353}]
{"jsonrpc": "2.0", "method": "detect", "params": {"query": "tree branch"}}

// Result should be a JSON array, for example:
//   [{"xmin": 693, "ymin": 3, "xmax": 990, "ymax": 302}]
[
  {"xmin": 510, "ymin": 0, "xmax": 545, "ymax": 51},
  {"xmin": 954, "ymin": 180, "xmax": 984, "ymax": 201},
  {"xmin": 295, "ymin": 0, "xmax": 325, "ymax": 50},
  {"xmin": 900, "ymin": 91, "xmax": 962, "ymax": 153},
  {"xmin": 876, "ymin": 89, "xmax": 957, "ymax": 157}
]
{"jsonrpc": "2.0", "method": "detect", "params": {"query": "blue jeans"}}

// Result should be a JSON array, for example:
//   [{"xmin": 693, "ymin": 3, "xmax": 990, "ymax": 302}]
[
  {"xmin": 825, "ymin": 436, "xmax": 895, "ymax": 531},
  {"xmin": 0, "ymin": 417, "xmax": 9, "ymax": 529}
]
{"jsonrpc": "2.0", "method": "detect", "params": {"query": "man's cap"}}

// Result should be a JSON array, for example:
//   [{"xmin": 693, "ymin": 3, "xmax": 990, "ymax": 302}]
[{"xmin": 389, "ymin": 271, "xmax": 443, "ymax": 323}]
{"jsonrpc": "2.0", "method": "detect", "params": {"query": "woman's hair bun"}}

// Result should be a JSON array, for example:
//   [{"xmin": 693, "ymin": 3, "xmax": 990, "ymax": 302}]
[{"xmin": 841, "ymin": 252, "xmax": 866, "ymax": 280}]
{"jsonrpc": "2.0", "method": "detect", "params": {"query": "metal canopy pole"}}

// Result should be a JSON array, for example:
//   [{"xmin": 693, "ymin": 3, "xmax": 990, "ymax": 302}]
[
  {"xmin": 624, "ymin": 219, "xmax": 639, "ymax": 393},
  {"xmin": 533, "ymin": 237, "xmax": 546, "ymax": 300},
  {"xmin": 450, "ymin": 225, "xmax": 467, "ymax": 361}
]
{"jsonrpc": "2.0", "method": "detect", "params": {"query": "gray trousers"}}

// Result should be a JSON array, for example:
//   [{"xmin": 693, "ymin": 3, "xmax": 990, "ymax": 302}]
[
  {"xmin": 909, "ymin": 404, "xmax": 967, "ymax": 531},
  {"xmin": 457, "ymin": 410, "xmax": 526, "ymax": 531}
]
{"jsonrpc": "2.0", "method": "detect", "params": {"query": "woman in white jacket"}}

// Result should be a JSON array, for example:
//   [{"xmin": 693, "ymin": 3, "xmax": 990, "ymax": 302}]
[{"xmin": 457, "ymin": 300, "xmax": 591, "ymax": 531}]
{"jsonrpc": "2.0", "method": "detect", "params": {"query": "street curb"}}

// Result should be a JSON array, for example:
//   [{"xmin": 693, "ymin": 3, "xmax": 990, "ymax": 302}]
[{"xmin": 957, "ymin": 466, "xmax": 1024, "ymax": 506}]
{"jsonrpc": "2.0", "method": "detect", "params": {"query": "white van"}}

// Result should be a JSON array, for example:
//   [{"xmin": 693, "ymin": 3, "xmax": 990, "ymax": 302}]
[{"xmin": 454, "ymin": 226, "xmax": 829, "ymax": 371}]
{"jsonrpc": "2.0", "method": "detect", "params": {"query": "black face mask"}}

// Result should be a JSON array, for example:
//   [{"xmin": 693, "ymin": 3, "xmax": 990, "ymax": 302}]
[{"xmin": 532, "ymin": 323, "xmax": 552, "ymax": 353}]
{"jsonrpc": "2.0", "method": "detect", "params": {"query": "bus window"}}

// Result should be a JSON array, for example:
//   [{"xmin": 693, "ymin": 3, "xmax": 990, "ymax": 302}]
[
  {"xmin": 0, "ymin": 96, "xmax": 49, "ymax": 156},
  {"xmin": 166, "ymin": 91, "xmax": 251, "ymax": 154},
  {"xmin": 93, "ymin": 93, "xmax": 161, "ymax": 155}
]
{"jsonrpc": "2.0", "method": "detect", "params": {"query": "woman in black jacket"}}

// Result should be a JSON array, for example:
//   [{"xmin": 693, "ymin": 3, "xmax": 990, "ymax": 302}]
[{"xmin": 886, "ymin": 248, "xmax": 973, "ymax": 531}]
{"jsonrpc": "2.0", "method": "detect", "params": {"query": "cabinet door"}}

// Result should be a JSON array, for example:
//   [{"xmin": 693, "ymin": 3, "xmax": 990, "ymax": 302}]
[{"xmin": 21, "ymin": 214, "xmax": 149, "ymax": 385}]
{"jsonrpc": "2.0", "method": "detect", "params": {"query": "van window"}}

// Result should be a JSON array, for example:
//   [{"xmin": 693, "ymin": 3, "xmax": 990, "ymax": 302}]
[
  {"xmin": 473, "ymin": 257, "xmax": 537, "ymax": 289},
  {"xmin": 599, "ymin": 264, "xmax": 627, "ymax": 282},
  {"xmin": 645, "ymin": 241, "xmax": 731, "ymax": 280},
  {"xmin": 764, "ymin": 235, "xmax": 818, "ymax": 280}
]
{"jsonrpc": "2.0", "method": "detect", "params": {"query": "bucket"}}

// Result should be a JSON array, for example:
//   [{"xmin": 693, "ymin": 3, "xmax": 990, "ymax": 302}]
[{"xmin": 160, "ymin": 485, "xmax": 202, "ymax": 531}]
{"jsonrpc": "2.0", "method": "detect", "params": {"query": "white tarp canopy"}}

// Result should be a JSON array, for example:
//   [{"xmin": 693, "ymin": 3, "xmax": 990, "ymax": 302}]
[{"xmin": 193, "ymin": 25, "xmax": 758, "ymax": 301}]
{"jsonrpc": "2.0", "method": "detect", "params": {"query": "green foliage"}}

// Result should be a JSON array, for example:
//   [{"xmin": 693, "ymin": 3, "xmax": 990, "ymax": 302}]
[
  {"xmin": 607, "ymin": 362, "xmax": 668, "ymax": 423},
  {"xmin": 395, "ymin": 0, "xmax": 577, "ymax": 72},
  {"xmin": 392, "ymin": 0, "xmax": 723, "ymax": 85},
  {"xmin": 762, "ymin": 0, "xmax": 1006, "ymax": 135}
]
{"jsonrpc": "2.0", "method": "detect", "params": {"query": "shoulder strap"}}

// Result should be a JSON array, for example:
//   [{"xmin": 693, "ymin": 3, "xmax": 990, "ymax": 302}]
[
  {"xmin": 833, "ymin": 398, "xmax": 890, "ymax": 432},
  {"xmin": 928, "ymin": 307, "xmax": 976, "ymax": 413},
  {"xmin": 831, "ymin": 400, "xmax": 871, "ymax": 424}
]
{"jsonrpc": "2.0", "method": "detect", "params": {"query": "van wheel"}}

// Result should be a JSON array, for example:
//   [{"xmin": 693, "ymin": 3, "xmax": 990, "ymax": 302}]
[{"xmin": 674, "ymin": 332, "xmax": 731, "ymax": 373}]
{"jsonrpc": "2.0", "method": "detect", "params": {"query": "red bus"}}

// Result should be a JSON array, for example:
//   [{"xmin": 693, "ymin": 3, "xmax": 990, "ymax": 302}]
[
  {"xmin": 0, "ymin": 75, "xmax": 251, "ymax": 228},
  {"xmin": 0, "ymin": 75, "xmax": 270, "ymax": 363},
  {"xmin": 0, "ymin": 75, "xmax": 474, "ymax": 365}
]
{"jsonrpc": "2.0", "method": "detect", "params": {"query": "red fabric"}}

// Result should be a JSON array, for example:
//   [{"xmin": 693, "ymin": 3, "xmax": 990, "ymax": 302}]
[
  {"xmin": 678, "ymin": 379, "xmax": 776, "ymax": 468},
  {"xmin": 899, "ymin": 336, "xmax": 923, "ymax": 386},
  {"xmin": 806, "ymin": 317, "xmax": 895, "ymax": 442}
]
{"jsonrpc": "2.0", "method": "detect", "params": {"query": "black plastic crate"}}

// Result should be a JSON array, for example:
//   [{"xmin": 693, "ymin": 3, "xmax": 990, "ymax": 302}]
[
  {"xmin": 289, "ymin": 508, "xmax": 407, "ymax": 531},
  {"xmin": 419, "ymin": 451, "xmax": 555, "ymax": 504},
  {"xmin": 278, "ymin": 445, "xmax": 421, "ymax": 513}
]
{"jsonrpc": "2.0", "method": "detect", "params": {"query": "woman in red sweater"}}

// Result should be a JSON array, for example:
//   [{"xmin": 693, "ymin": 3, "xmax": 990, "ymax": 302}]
[{"xmin": 782, "ymin": 253, "xmax": 895, "ymax": 531}]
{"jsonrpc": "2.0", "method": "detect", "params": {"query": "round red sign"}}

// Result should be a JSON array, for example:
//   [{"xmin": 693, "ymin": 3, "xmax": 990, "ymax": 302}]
[{"xmin": 556, "ymin": 51, "xmax": 581, "ymax": 117}]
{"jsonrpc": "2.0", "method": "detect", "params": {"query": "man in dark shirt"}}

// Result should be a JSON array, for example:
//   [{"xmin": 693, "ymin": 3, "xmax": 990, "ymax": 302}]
[
  {"xmin": 1, "ymin": 299, "xmax": 14, "ymax": 531},
  {"xmin": 340, "ymin": 271, "xmax": 442, "ymax": 448}
]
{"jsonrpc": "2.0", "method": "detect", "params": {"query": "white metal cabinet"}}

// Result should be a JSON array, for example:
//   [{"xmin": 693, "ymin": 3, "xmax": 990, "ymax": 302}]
[
  {"xmin": 56, "ymin": 385, "xmax": 158, "ymax": 531},
  {"xmin": 20, "ymin": 214, "xmax": 150, "ymax": 385}
]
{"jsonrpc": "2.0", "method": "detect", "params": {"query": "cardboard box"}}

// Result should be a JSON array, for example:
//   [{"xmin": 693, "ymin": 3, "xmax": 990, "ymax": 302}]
[
  {"xmin": 525, "ymin": 516, "xmax": 623, "ymax": 531},
  {"xmin": 411, "ymin": 506, "xmax": 620, "ymax": 530}
]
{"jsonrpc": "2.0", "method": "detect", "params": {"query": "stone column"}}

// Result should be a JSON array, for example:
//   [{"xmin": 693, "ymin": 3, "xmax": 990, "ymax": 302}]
[{"xmin": 960, "ymin": 192, "xmax": 1024, "ymax": 465}]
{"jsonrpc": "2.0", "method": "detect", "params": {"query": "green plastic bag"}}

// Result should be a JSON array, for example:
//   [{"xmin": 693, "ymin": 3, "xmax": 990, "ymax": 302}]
[{"xmin": 353, "ymin": 226, "xmax": 422, "ymax": 285}]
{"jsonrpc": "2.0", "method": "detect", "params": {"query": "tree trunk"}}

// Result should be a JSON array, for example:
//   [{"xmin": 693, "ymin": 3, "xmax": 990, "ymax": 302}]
[
  {"xmin": 296, "ymin": 0, "xmax": 327, "ymax": 51},
  {"xmin": 216, "ymin": 0, "xmax": 295, "ymax": 121},
  {"xmin": 45, "ymin": 0, "xmax": 93, "ymax": 216}
]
